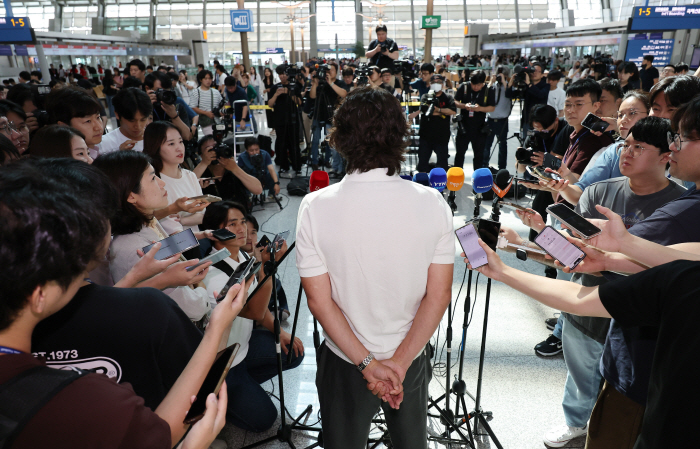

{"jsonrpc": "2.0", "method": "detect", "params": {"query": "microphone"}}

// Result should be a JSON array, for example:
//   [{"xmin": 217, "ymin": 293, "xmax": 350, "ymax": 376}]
[
  {"xmin": 491, "ymin": 169, "xmax": 512, "ymax": 221},
  {"xmin": 429, "ymin": 168, "xmax": 447, "ymax": 192},
  {"xmin": 446, "ymin": 167, "xmax": 465, "ymax": 211},
  {"xmin": 412, "ymin": 172, "xmax": 430, "ymax": 187},
  {"xmin": 471, "ymin": 168, "xmax": 493, "ymax": 218},
  {"xmin": 309, "ymin": 170, "xmax": 330, "ymax": 192},
  {"xmin": 400, "ymin": 174, "xmax": 412, "ymax": 181}
]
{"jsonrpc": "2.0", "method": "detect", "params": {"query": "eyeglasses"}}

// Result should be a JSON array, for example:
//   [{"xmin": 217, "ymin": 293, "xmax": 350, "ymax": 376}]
[
  {"xmin": 0, "ymin": 121, "xmax": 27, "ymax": 135},
  {"xmin": 667, "ymin": 131, "xmax": 700, "ymax": 152},
  {"xmin": 617, "ymin": 109, "xmax": 646, "ymax": 120},
  {"xmin": 564, "ymin": 102, "xmax": 593, "ymax": 110},
  {"xmin": 619, "ymin": 142, "xmax": 649, "ymax": 158}
]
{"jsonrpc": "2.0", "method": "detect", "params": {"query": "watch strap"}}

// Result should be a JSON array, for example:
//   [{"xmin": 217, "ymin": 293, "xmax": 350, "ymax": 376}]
[{"xmin": 357, "ymin": 353, "xmax": 374, "ymax": 372}]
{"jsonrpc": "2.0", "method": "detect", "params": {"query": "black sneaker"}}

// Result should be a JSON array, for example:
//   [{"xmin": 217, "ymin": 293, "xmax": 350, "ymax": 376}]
[
  {"xmin": 545, "ymin": 317, "xmax": 558, "ymax": 331},
  {"xmin": 535, "ymin": 334, "xmax": 562, "ymax": 356}
]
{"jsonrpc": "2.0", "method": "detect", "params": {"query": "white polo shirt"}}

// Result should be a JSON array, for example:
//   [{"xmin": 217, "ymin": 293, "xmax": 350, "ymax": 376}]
[{"xmin": 296, "ymin": 168, "xmax": 455, "ymax": 363}]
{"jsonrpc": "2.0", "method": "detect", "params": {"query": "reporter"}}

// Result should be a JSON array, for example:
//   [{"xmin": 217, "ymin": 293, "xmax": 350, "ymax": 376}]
[
  {"xmin": 93, "ymin": 151, "xmax": 212, "ymax": 323},
  {"xmin": 45, "ymin": 86, "xmax": 105, "ymax": 159},
  {"xmin": 146, "ymin": 71, "xmax": 195, "ymax": 141},
  {"xmin": 28, "ymin": 125, "xmax": 92, "ymax": 163},
  {"xmin": 201, "ymin": 201, "xmax": 304, "ymax": 432},
  {"xmin": 0, "ymin": 114, "xmax": 25, "ymax": 154},
  {"xmin": 0, "ymin": 99, "xmax": 30, "ymax": 153},
  {"xmin": 99, "ymin": 87, "xmax": 153, "ymax": 154}
]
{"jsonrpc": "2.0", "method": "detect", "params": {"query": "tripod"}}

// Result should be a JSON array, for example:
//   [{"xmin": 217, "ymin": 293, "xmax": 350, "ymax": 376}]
[
  {"xmin": 241, "ymin": 241, "xmax": 322, "ymax": 449},
  {"xmin": 304, "ymin": 84, "xmax": 335, "ymax": 177}
]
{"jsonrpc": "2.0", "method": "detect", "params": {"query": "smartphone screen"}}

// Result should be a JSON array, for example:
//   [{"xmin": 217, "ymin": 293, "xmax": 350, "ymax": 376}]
[
  {"xmin": 456, "ymin": 223, "xmax": 488, "ymax": 269},
  {"xmin": 273, "ymin": 231, "xmax": 290, "ymax": 249},
  {"xmin": 581, "ymin": 113, "xmax": 609, "ymax": 133},
  {"xmin": 142, "ymin": 229, "xmax": 199, "ymax": 260},
  {"xmin": 534, "ymin": 226, "xmax": 586, "ymax": 268},
  {"xmin": 476, "ymin": 219, "xmax": 500, "ymax": 251},
  {"xmin": 183, "ymin": 343, "xmax": 240, "ymax": 424},
  {"xmin": 256, "ymin": 235, "xmax": 271, "ymax": 249},
  {"xmin": 186, "ymin": 248, "xmax": 231, "ymax": 272},
  {"xmin": 543, "ymin": 153, "xmax": 562, "ymax": 170},
  {"xmin": 212, "ymin": 228, "xmax": 236, "ymax": 241},
  {"xmin": 547, "ymin": 204, "xmax": 601, "ymax": 238},
  {"xmin": 216, "ymin": 258, "xmax": 256, "ymax": 302}
]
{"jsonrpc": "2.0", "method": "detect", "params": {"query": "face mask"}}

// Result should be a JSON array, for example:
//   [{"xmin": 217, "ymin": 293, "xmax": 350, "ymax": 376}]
[{"xmin": 430, "ymin": 83, "xmax": 442, "ymax": 92}]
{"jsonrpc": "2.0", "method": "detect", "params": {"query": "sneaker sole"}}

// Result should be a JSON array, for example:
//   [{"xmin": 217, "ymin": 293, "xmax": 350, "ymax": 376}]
[
  {"xmin": 543, "ymin": 432, "xmax": 587, "ymax": 448},
  {"xmin": 546, "ymin": 323, "xmax": 555, "ymax": 331},
  {"xmin": 536, "ymin": 348, "xmax": 563, "ymax": 357}
]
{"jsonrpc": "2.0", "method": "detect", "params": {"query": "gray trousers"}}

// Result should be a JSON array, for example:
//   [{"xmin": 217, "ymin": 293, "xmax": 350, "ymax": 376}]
[{"xmin": 315, "ymin": 341, "xmax": 432, "ymax": 449}]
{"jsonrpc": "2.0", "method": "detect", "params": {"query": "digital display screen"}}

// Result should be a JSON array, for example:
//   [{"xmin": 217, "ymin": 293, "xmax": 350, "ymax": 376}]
[
  {"xmin": 0, "ymin": 17, "xmax": 35, "ymax": 44},
  {"xmin": 625, "ymin": 38, "xmax": 674, "ymax": 68},
  {"xmin": 691, "ymin": 48, "xmax": 700, "ymax": 69},
  {"xmin": 631, "ymin": 6, "xmax": 700, "ymax": 31}
]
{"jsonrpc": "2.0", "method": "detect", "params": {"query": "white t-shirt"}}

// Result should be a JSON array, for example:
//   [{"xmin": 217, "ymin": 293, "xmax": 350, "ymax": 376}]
[
  {"xmin": 159, "ymin": 169, "xmax": 204, "ymax": 233},
  {"xmin": 190, "ymin": 87, "xmax": 223, "ymax": 112},
  {"xmin": 548, "ymin": 87, "xmax": 566, "ymax": 114},
  {"xmin": 296, "ymin": 168, "xmax": 455, "ymax": 363},
  {"xmin": 204, "ymin": 251, "xmax": 258, "ymax": 367},
  {"xmin": 97, "ymin": 128, "xmax": 144, "ymax": 155}
]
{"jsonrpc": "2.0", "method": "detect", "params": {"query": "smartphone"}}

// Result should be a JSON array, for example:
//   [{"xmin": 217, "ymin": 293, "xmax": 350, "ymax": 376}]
[
  {"xmin": 183, "ymin": 343, "xmax": 240, "ymax": 425},
  {"xmin": 142, "ymin": 229, "xmax": 199, "ymax": 261},
  {"xmin": 546, "ymin": 203, "xmax": 602, "ymax": 239},
  {"xmin": 475, "ymin": 218, "xmax": 501, "ymax": 251},
  {"xmin": 186, "ymin": 248, "xmax": 231, "ymax": 272},
  {"xmin": 272, "ymin": 231, "xmax": 290, "ymax": 251},
  {"xmin": 534, "ymin": 226, "xmax": 586, "ymax": 269},
  {"xmin": 256, "ymin": 235, "xmax": 271, "ymax": 249},
  {"xmin": 543, "ymin": 153, "xmax": 562, "ymax": 171},
  {"xmin": 211, "ymin": 228, "xmax": 236, "ymax": 241},
  {"xmin": 527, "ymin": 166, "xmax": 562, "ymax": 182},
  {"xmin": 215, "ymin": 257, "xmax": 256, "ymax": 302},
  {"xmin": 199, "ymin": 176, "xmax": 223, "ymax": 183},
  {"xmin": 581, "ymin": 113, "xmax": 610, "ymax": 133},
  {"xmin": 513, "ymin": 176, "xmax": 531, "ymax": 183},
  {"xmin": 501, "ymin": 201, "xmax": 529, "ymax": 213},
  {"xmin": 189, "ymin": 194, "xmax": 222, "ymax": 203},
  {"xmin": 455, "ymin": 223, "xmax": 488, "ymax": 269}
]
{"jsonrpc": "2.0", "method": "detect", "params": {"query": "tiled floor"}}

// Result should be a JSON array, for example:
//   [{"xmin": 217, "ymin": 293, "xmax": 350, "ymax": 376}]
[{"xmin": 211, "ymin": 107, "xmax": 586, "ymax": 449}]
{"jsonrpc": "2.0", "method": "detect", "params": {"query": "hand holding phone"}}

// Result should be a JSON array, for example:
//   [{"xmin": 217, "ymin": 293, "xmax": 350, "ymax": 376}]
[
  {"xmin": 184, "ymin": 344, "xmax": 240, "ymax": 424},
  {"xmin": 142, "ymin": 229, "xmax": 199, "ymax": 260},
  {"xmin": 581, "ymin": 112, "xmax": 610, "ymax": 133},
  {"xmin": 216, "ymin": 258, "xmax": 256, "ymax": 302},
  {"xmin": 456, "ymin": 223, "xmax": 488, "ymax": 269},
  {"xmin": 534, "ymin": 226, "xmax": 586, "ymax": 269},
  {"xmin": 546, "ymin": 204, "xmax": 602, "ymax": 239},
  {"xmin": 211, "ymin": 228, "xmax": 236, "ymax": 241}
]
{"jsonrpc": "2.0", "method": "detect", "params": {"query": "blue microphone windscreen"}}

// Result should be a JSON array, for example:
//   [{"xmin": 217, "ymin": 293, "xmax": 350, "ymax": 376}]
[
  {"xmin": 400, "ymin": 174, "xmax": 412, "ymax": 181},
  {"xmin": 429, "ymin": 168, "xmax": 447, "ymax": 192},
  {"xmin": 412, "ymin": 172, "xmax": 430, "ymax": 186},
  {"xmin": 471, "ymin": 168, "xmax": 494, "ymax": 193}
]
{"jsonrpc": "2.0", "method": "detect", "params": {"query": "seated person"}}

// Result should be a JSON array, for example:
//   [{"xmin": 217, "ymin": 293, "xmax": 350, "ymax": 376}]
[
  {"xmin": 99, "ymin": 87, "xmax": 153, "ymax": 154},
  {"xmin": 93, "ymin": 151, "xmax": 212, "ymax": 323},
  {"xmin": 223, "ymin": 76, "xmax": 256, "ymax": 133},
  {"xmin": 0, "ymin": 158, "xmax": 238, "ymax": 449},
  {"xmin": 202, "ymin": 201, "xmax": 304, "ymax": 431},
  {"xmin": 0, "ymin": 99, "xmax": 30, "ymax": 153},
  {"xmin": 238, "ymin": 137, "xmax": 281, "ymax": 199},
  {"xmin": 242, "ymin": 214, "xmax": 290, "ymax": 321},
  {"xmin": 143, "ymin": 121, "xmax": 210, "ymax": 235},
  {"xmin": 45, "ymin": 86, "xmax": 105, "ymax": 160},
  {"xmin": 194, "ymin": 134, "xmax": 263, "ymax": 209},
  {"xmin": 28, "ymin": 125, "xmax": 92, "ymax": 163}
]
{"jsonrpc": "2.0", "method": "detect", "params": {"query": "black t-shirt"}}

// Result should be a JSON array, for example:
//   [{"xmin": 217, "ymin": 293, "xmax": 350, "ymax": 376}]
[
  {"xmin": 202, "ymin": 166, "xmax": 251, "ymax": 208},
  {"xmin": 269, "ymin": 82, "xmax": 303, "ymax": 129},
  {"xmin": 367, "ymin": 38, "xmax": 399, "ymax": 70},
  {"xmin": 551, "ymin": 120, "xmax": 574, "ymax": 156},
  {"xmin": 599, "ymin": 260, "xmax": 700, "ymax": 449},
  {"xmin": 601, "ymin": 187, "xmax": 700, "ymax": 406},
  {"xmin": 454, "ymin": 82, "xmax": 495, "ymax": 125},
  {"xmin": 639, "ymin": 66, "xmax": 659, "ymax": 92},
  {"xmin": 31, "ymin": 284, "xmax": 202, "ymax": 410},
  {"xmin": 313, "ymin": 79, "xmax": 349, "ymax": 124},
  {"xmin": 418, "ymin": 92, "xmax": 456, "ymax": 145},
  {"xmin": 225, "ymin": 86, "xmax": 251, "ymax": 121}
]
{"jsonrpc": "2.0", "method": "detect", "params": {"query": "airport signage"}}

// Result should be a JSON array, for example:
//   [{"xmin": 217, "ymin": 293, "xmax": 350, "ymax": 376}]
[
  {"xmin": 0, "ymin": 17, "xmax": 35, "ymax": 44},
  {"xmin": 631, "ymin": 6, "xmax": 700, "ymax": 31},
  {"xmin": 421, "ymin": 15, "xmax": 441, "ymax": 29},
  {"xmin": 625, "ymin": 38, "xmax": 674, "ymax": 68},
  {"xmin": 231, "ymin": 9, "xmax": 254, "ymax": 33}
]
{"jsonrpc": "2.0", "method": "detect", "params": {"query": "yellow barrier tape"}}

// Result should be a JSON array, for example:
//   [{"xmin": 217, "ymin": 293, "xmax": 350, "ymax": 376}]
[
  {"xmin": 250, "ymin": 105, "xmax": 272, "ymax": 110},
  {"xmin": 400, "ymin": 102, "xmax": 421, "ymax": 106}
]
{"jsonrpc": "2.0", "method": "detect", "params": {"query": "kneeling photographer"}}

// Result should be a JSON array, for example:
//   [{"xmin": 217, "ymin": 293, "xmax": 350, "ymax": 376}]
[
  {"xmin": 453, "ymin": 70, "xmax": 495, "ymax": 171},
  {"xmin": 310, "ymin": 62, "xmax": 348, "ymax": 173},
  {"xmin": 194, "ymin": 134, "xmax": 263, "ymax": 210},
  {"xmin": 408, "ymin": 74, "xmax": 456, "ymax": 172},
  {"xmin": 237, "ymin": 136, "xmax": 281, "ymax": 200}
]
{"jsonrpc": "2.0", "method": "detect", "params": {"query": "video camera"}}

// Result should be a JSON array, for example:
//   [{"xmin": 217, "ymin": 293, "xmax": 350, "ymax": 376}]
[
  {"xmin": 314, "ymin": 64, "xmax": 331, "ymax": 83},
  {"xmin": 355, "ymin": 64, "xmax": 370, "ymax": 86},
  {"xmin": 510, "ymin": 66, "xmax": 533, "ymax": 99},
  {"xmin": 212, "ymin": 97, "xmax": 234, "ymax": 136},
  {"xmin": 420, "ymin": 90, "xmax": 440, "ymax": 119},
  {"xmin": 285, "ymin": 65, "xmax": 301, "ymax": 79},
  {"xmin": 516, "ymin": 131, "xmax": 562, "ymax": 170}
]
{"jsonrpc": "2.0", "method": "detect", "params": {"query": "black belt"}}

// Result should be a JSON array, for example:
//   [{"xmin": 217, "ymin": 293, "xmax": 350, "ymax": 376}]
[{"xmin": 489, "ymin": 117, "xmax": 508, "ymax": 122}]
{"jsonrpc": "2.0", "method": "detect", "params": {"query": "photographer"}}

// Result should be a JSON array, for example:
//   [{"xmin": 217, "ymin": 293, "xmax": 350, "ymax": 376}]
[
  {"xmin": 223, "ymin": 76, "xmax": 255, "ymax": 133},
  {"xmin": 144, "ymin": 72, "xmax": 194, "ymax": 141},
  {"xmin": 453, "ymin": 70, "xmax": 495, "ymax": 170},
  {"xmin": 483, "ymin": 68, "xmax": 511, "ymax": 169},
  {"xmin": 380, "ymin": 68, "xmax": 402, "ymax": 99},
  {"xmin": 268, "ymin": 65, "xmax": 303, "ymax": 177},
  {"xmin": 409, "ymin": 63, "xmax": 435, "ymax": 97},
  {"xmin": 191, "ymin": 70, "xmax": 223, "ymax": 136},
  {"xmin": 238, "ymin": 137, "xmax": 280, "ymax": 199},
  {"xmin": 408, "ymin": 75, "xmax": 456, "ymax": 172},
  {"xmin": 310, "ymin": 62, "xmax": 348, "ymax": 173},
  {"xmin": 195, "ymin": 134, "xmax": 263, "ymax": 209},
  {"xmin": 367, "ymin": 65, "xmax": 383, "ymax": 88},
  {"xmin": 99, "ymin": 87, "xmax": 152, "ymax": 154},
  {"xmin": 506, "ymin": 62, "xmax": 549, "ymax": 136},
  {"xmin": 366, "ymin": 25, "xmax": 399, "ymax": 72},
  {"xmin": 342, "ymin": 68, "xmax": 356, "ymax": 92}
]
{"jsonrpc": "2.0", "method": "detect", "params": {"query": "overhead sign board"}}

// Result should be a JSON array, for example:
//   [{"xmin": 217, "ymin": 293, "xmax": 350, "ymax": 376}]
[
  {"xmin": 0, "ymin": 17, "xmax": 35, "ymax": 44},
  {"xmin": 631, "ymin": 6, "xmax": 700, "ymax": 30},
  {"xmin": 625, "ymin": 38, "xmax": 674, "ymax": 68},
  {"xmin": 421, "ymin": 15, "xmax": 441, "ymax": 29},
  {"xmin": 231, "ymin": 9, "xmax": 253, "ymax": 33}
]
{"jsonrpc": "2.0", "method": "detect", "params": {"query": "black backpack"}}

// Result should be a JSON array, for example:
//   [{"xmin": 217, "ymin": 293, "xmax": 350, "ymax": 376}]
[{"xmin": 287, "ymin": 176, "xmax": 309, "ymax": 196}]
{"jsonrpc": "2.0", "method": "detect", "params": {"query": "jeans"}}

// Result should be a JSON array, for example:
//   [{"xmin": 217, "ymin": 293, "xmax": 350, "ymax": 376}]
[
  {"xmin": 553, "ymin": 314, "xmax": 563, "ymax": 339},
  {"xmin": 331, "ymin": 148, "xmax": 345, "ymax": 174},
  {"xmin": 483, "ymin": 118, "xmax": 509, "ymax": 169},
  {"xmin": 105, "ymin": 95, "xmax": 116, "ymax": 118},
  {"xmin": 225, "ymin": 328, "xmax": 304, "ymax": 432},
  {"xmin": 310, "ymin": 121, "xmax": 332, "ymax": 166},
  {"xmin": 561, "ymin": 317, "xmax": 604, "ymax": 428},
  {"xmin": 417, "ymin": 139, "xmax": 449, "ymax": 173}
]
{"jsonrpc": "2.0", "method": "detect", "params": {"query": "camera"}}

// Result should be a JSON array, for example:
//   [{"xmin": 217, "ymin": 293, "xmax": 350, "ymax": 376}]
[
  {"xmin": 355, "ymin": 64, "xmax": 369, "ymax": 86},
  {"xmin": 515, "ymin": 146, "xmax": 537, "ymax": 166},
  {"xmin": 154, "ymin": 88, "xmax": 177, "ymax": 106},
  {"xmin": 393, "ymin": 59, "xmax": 417, "ymax": 88},
  {"xmin": 510, "ymin": 67, "xmax": 532, "ymax": 99},
  {"xmin": 212, "ymin": 124, "xmax": 236, "ymax": 159},
  {"xmin": 285, "ymin": 65, "xmax": 300, "ymax": 78},
  {"xmin": 315, "ymin": 64, "xmax": 330, "ymax": 83},
  {"xmin": 420, "ymin": 91, "xmax": 440, "ymax": 119},
  {"xmin": 379, "ymin": 41, "xmax": 390, "ymax": 52}
]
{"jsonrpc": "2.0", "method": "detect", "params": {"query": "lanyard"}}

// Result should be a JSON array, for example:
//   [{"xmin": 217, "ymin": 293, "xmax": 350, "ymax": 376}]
[
  {"xmin": 564, "ymin": 130, "xmax": 589, "ymax": 165},
  {"xmin": 0, "ymin": 345, "xmax": 22, "ymax": 355}
]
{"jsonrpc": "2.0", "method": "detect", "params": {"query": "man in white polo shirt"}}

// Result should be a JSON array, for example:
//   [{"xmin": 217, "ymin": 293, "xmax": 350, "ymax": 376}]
[{"xmin": 296, "ymin": 87, "xmax": 455, "ymax": 448}]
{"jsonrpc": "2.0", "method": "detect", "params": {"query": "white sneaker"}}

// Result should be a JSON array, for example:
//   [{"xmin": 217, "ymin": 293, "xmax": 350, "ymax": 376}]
[{"xmin": 543, "ymin": 424, "xmax": 587, "ymax": 447}]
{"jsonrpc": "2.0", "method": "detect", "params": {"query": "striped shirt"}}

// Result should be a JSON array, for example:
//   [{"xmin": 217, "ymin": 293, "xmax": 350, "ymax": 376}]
[{"xmin": 190, "ymin": 87, "xmax": 223, "ymax": 113}]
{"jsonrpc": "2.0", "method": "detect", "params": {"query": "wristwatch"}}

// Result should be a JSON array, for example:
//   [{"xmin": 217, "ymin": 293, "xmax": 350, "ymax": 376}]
[
  {"xmin": 274, "ymin": 181, "xmax": 280, "ymax": 185},
  {"xmin": 357, "ymin": 353, "xmax": 374, "ymax": 372}
]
